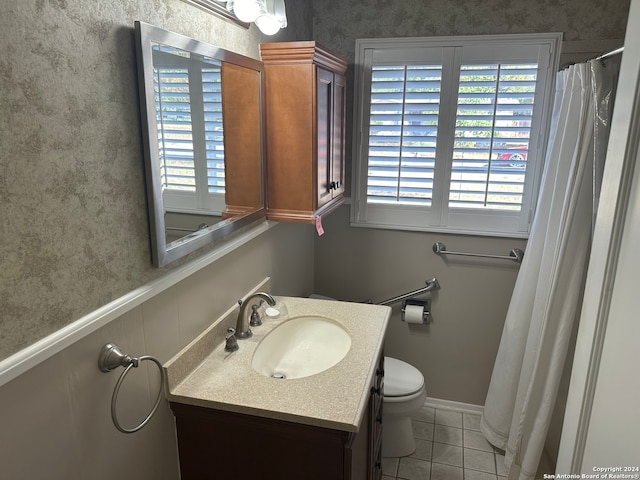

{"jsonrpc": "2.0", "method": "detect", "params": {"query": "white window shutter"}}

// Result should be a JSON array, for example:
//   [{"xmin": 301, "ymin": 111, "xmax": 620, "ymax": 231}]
[{"xmin": 352, "ymin": 34, "xmax": 561, "ymax": 237}]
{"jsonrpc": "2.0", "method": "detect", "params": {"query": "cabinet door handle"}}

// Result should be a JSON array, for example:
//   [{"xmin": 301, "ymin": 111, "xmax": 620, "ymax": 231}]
[
  {"xmin": 371, "ymin": 386, "xmax": 381, "ymax": 395},
  {"xmin": 330, "ymin": 181, "xmax": 341, "ymax": 190}
]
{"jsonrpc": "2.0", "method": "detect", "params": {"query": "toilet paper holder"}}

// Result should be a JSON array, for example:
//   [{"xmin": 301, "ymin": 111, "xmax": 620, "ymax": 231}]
[{"xmin": 402, "ymin": 298, "xmax": 431, "ymax": 324}]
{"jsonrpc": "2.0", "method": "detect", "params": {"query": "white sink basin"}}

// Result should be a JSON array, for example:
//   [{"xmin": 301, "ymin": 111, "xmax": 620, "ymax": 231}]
[{"xmin": 251, "ymin": 315, "xmax": 352, "ymax": 379}]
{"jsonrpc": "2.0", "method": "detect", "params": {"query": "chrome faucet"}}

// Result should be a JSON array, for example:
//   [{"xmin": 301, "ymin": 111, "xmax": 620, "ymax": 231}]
[{"xmin": 235, "ymin": 292, "xmax": 276, "ymax": 339}]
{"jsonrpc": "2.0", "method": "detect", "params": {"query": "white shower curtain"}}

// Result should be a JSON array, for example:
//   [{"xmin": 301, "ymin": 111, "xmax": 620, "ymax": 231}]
[{"xmin": 480, "ymin": 60, "xmax": 617, "ymax": 480}]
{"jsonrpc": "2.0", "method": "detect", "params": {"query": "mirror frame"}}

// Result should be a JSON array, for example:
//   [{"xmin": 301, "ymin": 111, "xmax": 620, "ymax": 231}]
[{"xmin": 134, "ymin": 21, "xmax": 266, "ymax": 267}]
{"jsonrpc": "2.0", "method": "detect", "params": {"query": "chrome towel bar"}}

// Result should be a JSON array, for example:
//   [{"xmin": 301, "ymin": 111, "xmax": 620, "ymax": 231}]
[{"xmin": 432, "ymin": 242, "xmax": 524, "ymax": 264}]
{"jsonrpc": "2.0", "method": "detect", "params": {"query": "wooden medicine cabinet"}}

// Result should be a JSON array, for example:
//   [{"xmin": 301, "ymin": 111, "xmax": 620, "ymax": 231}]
[{"xmin": 260, "ymin": 41, "xmax": 347, "ymax": 224}]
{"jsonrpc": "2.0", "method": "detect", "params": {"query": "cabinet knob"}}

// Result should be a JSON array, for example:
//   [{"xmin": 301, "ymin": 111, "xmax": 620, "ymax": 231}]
[
  {"xmin": 371, "ymin": 386, "xmax": 381, "ymax": 395},
  {"xmin": 376, "ymin": 368, "xmax": 384, "ymax": 377}
]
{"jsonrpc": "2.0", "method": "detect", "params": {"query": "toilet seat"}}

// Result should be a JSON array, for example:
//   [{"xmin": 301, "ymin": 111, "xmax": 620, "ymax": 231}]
[{"xmin": 384, "ymin": 357, "xmax": 424, "ymax": 397}]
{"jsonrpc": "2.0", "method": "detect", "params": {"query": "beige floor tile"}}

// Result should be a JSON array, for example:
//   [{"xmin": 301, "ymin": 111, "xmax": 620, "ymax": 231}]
[
  {"xmin": 431, "ymin": 462, "xmax": 463, "ymax": 480},
  {"xmin": 398, "ymin": 457, "xmax": 431, "ymax": 480},
  {"xmin": 434, "ymin": 424, "xmax": 463, "ymax": 446},
  {"xmin": 435, "ymin": 409, "xmax": 463, "ymax": 428},
  {"xmin": 414, "ymin": 405, "xmax": 435, "ymax": 423},
  {"xmin": 410, "ymin": 439, "xmax": 433, "ymax": 461},
  {"xmin": 465, "ymin": 468, "xmax": 498, "ymax": 480},
  {"xmin": 384, "ymin": 403, "xmax": 518, "ymax": 479},
  {"xmin": 412, "ymin": 419, "xmax": 434, "ymax": 440},
  {"xmin": 432, "ymin": 442, "xmax": 463, "ymax": 467},
  {"xmin": 463, "ymin": 429, "xmax": 494, "ymax": 452},
  {"xmin": 464, "ymin": 448, "xmax": 497, "ymax": 474},
  {"xmin": 463, "ymin": 412, "xmax": 482, "ymax": 431}
]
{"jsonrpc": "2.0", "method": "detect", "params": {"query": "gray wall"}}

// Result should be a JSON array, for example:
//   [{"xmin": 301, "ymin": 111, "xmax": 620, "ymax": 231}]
[
  {"xmin": 0, "ymin": 0, "xmax": 312, "ymax": 361},
  {"xmin": 312, "ymin": 0, "xmax": 629, "ymax": 62},
  {"xmin": 314, "ymin": 206, "xmax": 525, "ymax": 405},
  {"xmin": 311, "ymin": 0, "xmax": 630, "ymax": 405}
]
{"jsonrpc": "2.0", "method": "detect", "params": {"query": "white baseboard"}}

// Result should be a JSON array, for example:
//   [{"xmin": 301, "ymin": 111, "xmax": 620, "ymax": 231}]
[{"xmin": 424, "ymin": 397, "xmax": 484, "ymax": 415}]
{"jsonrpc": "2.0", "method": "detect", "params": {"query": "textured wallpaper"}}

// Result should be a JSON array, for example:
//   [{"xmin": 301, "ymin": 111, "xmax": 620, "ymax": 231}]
[
  {"xmin": 0, "ymin": 0, "xmax": 629, "ymax": 361},
  {"xmin": 0, "ymin": 0, "xmax": 312, "ymax": 361},
  {"xmin": 312, "ymin": 0, "xmax": 630, "ymax": 61}
]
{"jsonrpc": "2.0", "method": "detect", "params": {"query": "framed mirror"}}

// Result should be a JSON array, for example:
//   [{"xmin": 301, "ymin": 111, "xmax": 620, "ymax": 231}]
[{"xmin": 135, "ymin": 21, "xmax": 266, "ymax": 267}]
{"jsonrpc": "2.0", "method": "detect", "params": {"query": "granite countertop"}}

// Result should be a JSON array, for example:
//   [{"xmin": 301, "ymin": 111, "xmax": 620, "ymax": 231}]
[{"xmin": 164, "ymin": 296, "xmax": 390, "ymax": 433}]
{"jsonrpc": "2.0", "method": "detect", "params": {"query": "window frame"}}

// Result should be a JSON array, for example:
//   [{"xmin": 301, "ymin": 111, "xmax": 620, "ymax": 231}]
[{"xmin": 351, "ymin": 33, "xmax": 562, "ymax": 238}]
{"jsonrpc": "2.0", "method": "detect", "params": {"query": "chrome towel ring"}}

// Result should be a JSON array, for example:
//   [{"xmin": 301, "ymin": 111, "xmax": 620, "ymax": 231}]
[{"xmin": 98, "ymin": 343, "xmax": 166, "ymax": 434}]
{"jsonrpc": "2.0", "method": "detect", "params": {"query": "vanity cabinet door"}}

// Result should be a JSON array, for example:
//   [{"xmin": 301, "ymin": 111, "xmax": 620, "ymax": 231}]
[
  {"xmin": 316, "ymin": 66, "xmax": 334, "ymax": 210},
  {"xmin": 170, "ymin": 403, "xmax": 349, "ymax": 480},
  {"xmin": 261, "ymin": 41, "xmax": 347, "ymax": 224},
  {"xmin": 370, "ymin": 355, "xmax": 384, "ymax": 480},
  {"xmin": 333, "ymin": 71, "xmax": 346, "ymax": 200},
  {"xmin": 317, "ymin": 67, "xmax": 346, "ymax": 210}
]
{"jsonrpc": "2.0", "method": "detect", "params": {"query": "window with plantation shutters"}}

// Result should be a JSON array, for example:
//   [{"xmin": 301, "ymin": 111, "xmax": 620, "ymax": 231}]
[
  {"xmin": 153, "ymin": 46, "xmax": 226, "ymax": 215},
  {"xmin": 352, "ymin": 34, "xmax": 561, "ymax": 237}
]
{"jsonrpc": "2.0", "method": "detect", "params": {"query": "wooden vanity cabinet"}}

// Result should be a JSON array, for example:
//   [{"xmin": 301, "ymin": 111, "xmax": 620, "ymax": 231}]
[
  {"xmin": 259, "ymin": 41, "xmax": 347, "ymax": 224},
  {"xmin": 169, "ymin": 354, "xmax": 384, "ymax": 480}
]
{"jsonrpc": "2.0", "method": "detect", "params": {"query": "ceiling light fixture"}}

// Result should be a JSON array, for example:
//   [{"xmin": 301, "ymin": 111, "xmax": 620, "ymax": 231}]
[
  {"xmin": 254, "ymin": 0, "xmax": 287, "ymax": 35},
  {"xmin": 227, "ymin": 0, "xmax": 287, "ymax": 35},
  {"xmin": 229, "ymin": 0, "xmax": 263, "ymax": 23}
]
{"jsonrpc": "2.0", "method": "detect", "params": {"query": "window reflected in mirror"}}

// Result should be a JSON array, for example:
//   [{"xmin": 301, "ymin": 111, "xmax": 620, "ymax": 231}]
[{"xmin": 153, "ymin": 46, "xmax": 226, "ymax": 244}]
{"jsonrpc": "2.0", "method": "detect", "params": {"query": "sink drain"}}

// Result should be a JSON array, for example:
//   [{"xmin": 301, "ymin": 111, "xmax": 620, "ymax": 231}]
[{"xmin": 271, "ymin": 372, "xmax": 286, "ymax": 379}]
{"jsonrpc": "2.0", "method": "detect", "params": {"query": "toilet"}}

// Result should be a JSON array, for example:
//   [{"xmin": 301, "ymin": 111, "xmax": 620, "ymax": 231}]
[{"xmin": 382, "ymin": 356, "xmax": 427, "ymax": 458}]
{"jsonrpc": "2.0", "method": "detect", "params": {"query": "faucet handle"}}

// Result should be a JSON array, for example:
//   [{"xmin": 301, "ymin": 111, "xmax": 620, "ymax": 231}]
[
  {"xmin": 249, "ymin": 304, "xmax": 262, "ymax": 327},
  {"xmin": 224, "ymin": 328, "xmax": 239, "ymax": 352}
]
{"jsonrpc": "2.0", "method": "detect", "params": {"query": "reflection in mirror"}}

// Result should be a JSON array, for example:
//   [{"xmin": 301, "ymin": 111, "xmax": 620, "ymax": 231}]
[{"xmin": 135, "ymin": 21, "xmax": 265, "ymax": 267}]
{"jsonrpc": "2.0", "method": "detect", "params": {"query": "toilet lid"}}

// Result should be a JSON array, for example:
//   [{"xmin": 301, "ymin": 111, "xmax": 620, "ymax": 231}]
[{"xmin": 384, "ymin": 357, "xmax": 424, "ymax": 397}]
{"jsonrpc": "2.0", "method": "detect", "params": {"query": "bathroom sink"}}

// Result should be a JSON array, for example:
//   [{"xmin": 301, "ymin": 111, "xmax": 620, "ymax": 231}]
[{"xmin": 251, "ymin": 316, "xmax": 352, "ymax": 379}]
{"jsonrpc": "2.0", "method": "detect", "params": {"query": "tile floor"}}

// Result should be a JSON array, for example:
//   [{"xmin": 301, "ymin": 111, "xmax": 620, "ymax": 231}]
[{"xmin": 381, "ymin": 405, "xmax": 508, "ymax": 480}]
